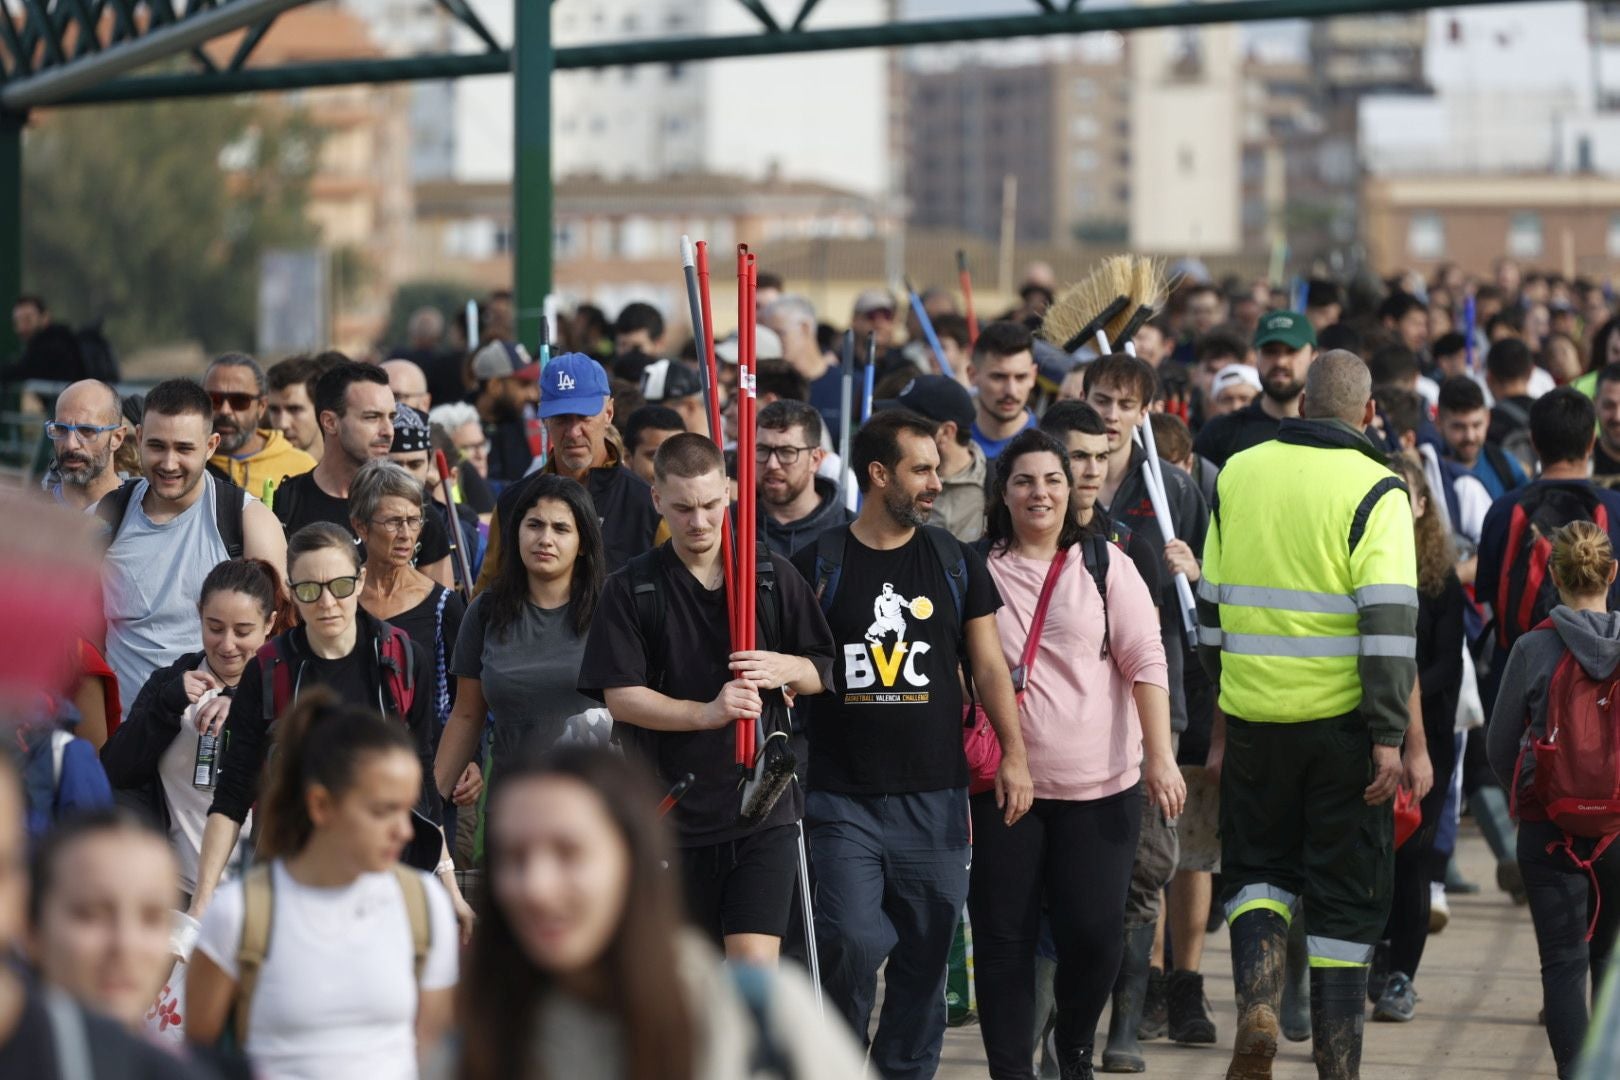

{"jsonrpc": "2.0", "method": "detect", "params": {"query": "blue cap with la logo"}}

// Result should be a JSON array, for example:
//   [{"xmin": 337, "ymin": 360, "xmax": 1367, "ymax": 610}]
[{"xmin": 539, "ymin": 352, "xmax": 612, "ymax": 419}]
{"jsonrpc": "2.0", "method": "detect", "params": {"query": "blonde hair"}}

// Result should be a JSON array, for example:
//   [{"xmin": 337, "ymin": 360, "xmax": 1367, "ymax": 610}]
[{"xmin": 1550, "ymin": 520, "xmax": 1615, "ymax": 598}]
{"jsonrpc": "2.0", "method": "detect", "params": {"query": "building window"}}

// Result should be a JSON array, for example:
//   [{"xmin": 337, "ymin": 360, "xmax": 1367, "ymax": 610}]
[
  {"xmin": 1071, "ymin": 116, "xmax": 1099, "ymax": 139},
  {"xmin": 1407, "ymin": 212, "xmax": 1445, "ymax": 259},
  {"xmin": 1073, "ymin": 148, "xmax": 1099, "ymax": 172},
  {"xmin": 1508, "ymin": 211, "xmax": 1543, "ymax": 258},
  {"xmin": 1072, "ymin": 78, "xmax": 1096, "ymax": 102}
]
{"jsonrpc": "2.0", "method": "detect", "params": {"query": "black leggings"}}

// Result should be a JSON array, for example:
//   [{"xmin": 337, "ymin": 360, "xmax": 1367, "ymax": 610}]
[
  {"xmin": 1384, "ymin": 723, "xmax": 1457, "ymax": 979},
  {"xmin": 968, "ymin": 786, "xmax": 1142, "ymax": 1080},
  {"xmin": 1520, "ymin": 818, "xmax": 1620, "ymax": 1078}
]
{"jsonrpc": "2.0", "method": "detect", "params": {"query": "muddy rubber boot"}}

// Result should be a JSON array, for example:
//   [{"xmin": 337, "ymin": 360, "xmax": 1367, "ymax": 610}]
[
  {"xmin": 1280, "ymin": 909, "xmax": 1311, "ymax": 1042},
  {"xmin": 1309, "ymin": 966, "xmax": 1368, "ymax": 1080},
  {"xmin": 1138, "ymin": 967, "xmax": 1168, "ymax": 1041},
  {"xmin": 1226, "ymin": 909, "xmax": 1289, "ymax": 1080},
  {"xmin": 1101, "ymin": 924, "xmax": 1154, "ymax": 1072},
  {"xmin": 1468, "ymin": 787, "xmax": 1526, "ymax": 903}
]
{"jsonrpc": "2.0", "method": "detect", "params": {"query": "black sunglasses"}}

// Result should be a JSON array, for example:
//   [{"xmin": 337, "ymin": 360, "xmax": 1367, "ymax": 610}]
[{"xmin": 209, "ymin": 391, "xmax": 262, "ymax": 412}]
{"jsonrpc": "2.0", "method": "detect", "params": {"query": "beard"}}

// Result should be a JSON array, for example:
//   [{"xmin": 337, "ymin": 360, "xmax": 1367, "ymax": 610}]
[
  {"xmin": 55, "ymin": 446, "xmax": 111, "ymax": 487},
  {"xmin": 761, "ymin": 473, "xmax": 810, "ymax": 509},
  {"xmin": 1262, "ymin": 376, "xmax": 1304, "ymax": 403},
  {"xmin": 214, "ymin": 423, "xmax": 253, "ymax": 454},
  {"xmin": 883, "ymin": 487, "xmax": 933, "ymax": 529}
]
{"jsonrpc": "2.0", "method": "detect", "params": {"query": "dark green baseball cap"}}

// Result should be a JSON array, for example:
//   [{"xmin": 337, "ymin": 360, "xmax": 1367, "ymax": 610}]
[{"xmin": 1253, "ymin": 310, "xmax": 1317, "ymax": 350}]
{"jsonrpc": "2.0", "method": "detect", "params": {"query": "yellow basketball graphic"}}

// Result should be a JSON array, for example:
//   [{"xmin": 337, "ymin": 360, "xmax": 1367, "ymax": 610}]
[{"xmin": 910, "ymin": 596, "xmax": 935, "ymax": 620}]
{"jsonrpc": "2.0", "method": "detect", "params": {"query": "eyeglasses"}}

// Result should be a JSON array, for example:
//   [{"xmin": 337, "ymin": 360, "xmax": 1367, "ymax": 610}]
[
  {"xmin": 368, "ymin": 515, "xmax": 427, "ymax": 535},
  {"xmin": 755, "ymin": 444, "xmax": 816, "ymax": 466},
  {"xmin": 289, "ymin": 576, "xmax": 360, "ymax": 604},
  {"xmin": 44, "ymin": 421, "xmax": 120, "ymax": 442},
  {"xmin": 208, "ymin": 391, "xmax": 262, "ymax": 412}
]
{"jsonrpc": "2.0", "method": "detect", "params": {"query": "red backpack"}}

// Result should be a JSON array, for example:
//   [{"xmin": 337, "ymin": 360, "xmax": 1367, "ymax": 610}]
[
  {"xmin": 257, "ymin": 623, "xmax": 417, "ymax": 724},
  {"xmin": 1513, "ymin": 637, "xmax": 1620, "ymax": 939}
]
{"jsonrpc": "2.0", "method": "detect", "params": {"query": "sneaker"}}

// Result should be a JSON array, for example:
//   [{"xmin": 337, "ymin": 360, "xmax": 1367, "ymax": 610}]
[
  {"xmin": 1167, "ymin": 970, "xmax": 1218, "ymax": 1044},
  {"xmin": 1373, "ymin": 972, "xmax": 1417, "ymax": 1022},
  {"xmin": 1429, "ymin": 883, "xmax": 1450, "ymax": 934},
  {"xmin": 1139, "ymin": 967, "xmax": 1168, "ymax": 1041}
]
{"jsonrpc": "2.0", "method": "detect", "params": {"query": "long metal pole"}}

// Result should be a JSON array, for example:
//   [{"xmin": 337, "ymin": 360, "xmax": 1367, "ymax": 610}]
[
  {"xmin": 56, "ymin": 0, "xmax": 1552, "ymax": 106},
  {"xmin": 0, "ymin": 112, "xmax": 20, "ymax": 365},
  {"xmin": 1, "ymin": 0, "xmax": 311, "ymax": 110},
  {"xmin": 512, "ymin": 0, "xmax": 551, "ymax": 351}
]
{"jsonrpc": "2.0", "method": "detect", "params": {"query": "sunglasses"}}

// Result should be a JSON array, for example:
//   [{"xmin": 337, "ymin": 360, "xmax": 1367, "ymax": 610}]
[
  {"xmin": 44, "ymin": 421, "xmax": 120, "ymax": 442},
  {"xmin": 209, "ymin": 391, "xmax": 262, "ymax": 412},
  {"xmin": 289, "ymin": 576, "xmax": 360, "ymax": 604}
]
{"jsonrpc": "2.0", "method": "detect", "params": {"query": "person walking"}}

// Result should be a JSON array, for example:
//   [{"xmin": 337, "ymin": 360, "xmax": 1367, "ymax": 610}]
[
  {"xmin": 185, "ymin": 692, "xmax": 460, "ymax": 1079},
  {"xmin": 1488, "ymin": 521, "xmax": 1620, "ymax": 1078},
  {"xmin": 434, "ymin": 474, "xmax": 607, "ymax": 802},
  {"xmin": 790, "ymin": 409, "xmax": 1032, "ymax": 1080},
  {"xmin": 446, "ymin": 746, "xmax": 866, "ymax": 1080},
  {"xmin": 1198, "ymin": 351, "xmax": 1422, "ymax": 1080},
  {"xmin": 1373, "ymin": 456, "xmax": 1464, "ymax": 1023},
  {"xmin": 970, "ymin": 427, "xmax": 1184, "ymax": 1080},
  {"xmin": 101, "ymin": 558, "xmax": 287, "ymax": 905}
]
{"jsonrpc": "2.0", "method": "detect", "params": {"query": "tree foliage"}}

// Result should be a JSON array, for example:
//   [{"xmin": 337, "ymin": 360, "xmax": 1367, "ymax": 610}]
[{"xmin": 22, "ymin": 98, "xmax": 322, "ymax": 354}]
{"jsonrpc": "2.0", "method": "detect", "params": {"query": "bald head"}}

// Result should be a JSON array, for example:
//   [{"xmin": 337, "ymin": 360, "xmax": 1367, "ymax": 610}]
[
  {"xmin": 381, "ymin": 359, "xmax": 429, "ymax": 411},
  {"xmin": 54, "ymin": 380, "xmax": 122, "ymax": 426},
  {"xmin": 1301, "ymin": 350, "xmax": 1373, "ymax": 426}
]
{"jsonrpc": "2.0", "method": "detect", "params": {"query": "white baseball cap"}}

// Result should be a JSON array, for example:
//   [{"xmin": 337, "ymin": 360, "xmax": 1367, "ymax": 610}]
[{"xmin": 714, "ymin": 325, "xmax": 785, "ymax": 364}]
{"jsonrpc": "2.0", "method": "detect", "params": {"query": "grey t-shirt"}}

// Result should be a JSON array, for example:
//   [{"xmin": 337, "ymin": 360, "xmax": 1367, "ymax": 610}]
[{"xmin": 451, "ymin": 592, "xmax": 599, "ymax": 771}]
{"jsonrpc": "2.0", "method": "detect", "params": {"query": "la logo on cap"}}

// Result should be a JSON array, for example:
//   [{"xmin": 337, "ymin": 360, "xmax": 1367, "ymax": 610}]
[{"xmin": 557, "ymin": 371, "xmax": 576, "ymax": 391}]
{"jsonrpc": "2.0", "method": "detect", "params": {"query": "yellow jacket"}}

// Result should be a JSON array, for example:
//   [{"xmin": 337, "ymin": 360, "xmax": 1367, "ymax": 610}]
[
  {"xmin": 210, "ymin": 429, "xmax": 315, "ymax": 501},
  {"xmin": 1196, "ymin": 417, "xmax": 1418, "ymax": 744}
]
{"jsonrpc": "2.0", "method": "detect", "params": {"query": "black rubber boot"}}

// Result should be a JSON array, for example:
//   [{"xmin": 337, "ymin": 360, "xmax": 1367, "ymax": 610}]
[
  {"xmin": 1225, "ymin": 909, "xmax": 1289, "ymax": 1080},
  {"xmin": 1167, "ymin": 969, "xmax": 1218, "ymax": 1043},
  {"xmin": 1310, "ymin": 966, "xmax": 1368, "ymax": 1080},
  {"xmin": 1138, "ymin": 967, "xmax": 1168, "ymax": 1041},
  {"xmin": 1055, "ymin": 1011, "xmax": 1098, "ymax": 1080},
  {"xmin": 1281, "ymin": 912, "xmax": 1311, "ymax": 1042},
  {"xmin": 1101, "ymin": 924, "xmax": 1155, "ymax": 1072}
]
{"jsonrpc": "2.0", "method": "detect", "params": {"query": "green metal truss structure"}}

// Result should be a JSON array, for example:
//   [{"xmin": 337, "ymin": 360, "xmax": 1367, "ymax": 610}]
[{"xmin": 0, "ymin": 0, "xmax": 1559, "ymax": 354}]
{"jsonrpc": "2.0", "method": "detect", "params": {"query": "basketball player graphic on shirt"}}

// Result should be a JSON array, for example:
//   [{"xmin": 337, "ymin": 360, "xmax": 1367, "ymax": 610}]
[{"xmin": 865, "ymin": 583, "xmax": 931, "ymax": 644}]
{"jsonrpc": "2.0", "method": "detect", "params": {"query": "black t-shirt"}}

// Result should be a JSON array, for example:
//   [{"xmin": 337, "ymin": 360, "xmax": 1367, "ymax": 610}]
[
  {"xmin": 273, "ymin": 470, "xmax": 451, "ymax": 566},
  {"xmin": 1191, "ymin": 397, "xmax": 1283, "ymax": 468},
  {"xmin": 1596, "ymin": 440, "xmax": 1620, "ymax": 479},
  {"xmin": 790, "ymin": 527, "xmax": 1001, "ymax": 795},
  {"xmin": 578, "ymin": 543, "xmax": 836, "ymax": 847}
]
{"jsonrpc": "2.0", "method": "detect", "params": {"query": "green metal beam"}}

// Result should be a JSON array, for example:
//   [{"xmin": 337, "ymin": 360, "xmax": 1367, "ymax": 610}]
[
  {"xmin": 512, "ymin": 0, "xmax": 549, "ymax": 349},
  {"xmin": 52, "ymin": 0, "xmax": 1555, "ymax": 105},
  {"xmin": 0, "ymin": 112, "xmax": 21, "ymax": 365}
]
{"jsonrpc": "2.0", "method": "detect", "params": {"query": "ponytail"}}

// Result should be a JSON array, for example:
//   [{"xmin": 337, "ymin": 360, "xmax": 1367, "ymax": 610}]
[
  {"xmin": 199, "ymin": 557, "xmax": 296, "ymax": 635},
  {"xmin": 255, "ymin": 688, "xmax": 416, "ymax": 858}
]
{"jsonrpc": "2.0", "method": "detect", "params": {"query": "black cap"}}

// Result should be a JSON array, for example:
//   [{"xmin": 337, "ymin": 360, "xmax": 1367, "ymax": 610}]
[
  {"xmin": 875, "ymin": 375, "xmax": 975, "ymax": 432},
  {"xmin": 639, "ymin": 358, "xmax": 703, "ymax": 402}
]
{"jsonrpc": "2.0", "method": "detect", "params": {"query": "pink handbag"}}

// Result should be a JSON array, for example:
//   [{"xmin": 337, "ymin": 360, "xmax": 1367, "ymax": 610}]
[{"xmin": 965, "ymin": 548, "xmax": 1068, "ymax": 795}]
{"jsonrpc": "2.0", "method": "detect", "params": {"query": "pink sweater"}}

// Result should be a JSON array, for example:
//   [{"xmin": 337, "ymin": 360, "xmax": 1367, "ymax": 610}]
[{"xmin": 987, "ymin": 544, "xmax": 1168, "ymax": 802}]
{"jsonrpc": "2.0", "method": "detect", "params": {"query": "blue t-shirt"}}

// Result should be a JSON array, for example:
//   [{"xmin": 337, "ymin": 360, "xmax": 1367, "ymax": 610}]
[
  {"xmin": 971, "ymin": 411, "xmax": 1037, "ymax": 461},
  {"xmin": 1465, "ymin": 449, "xmax": 1528, "ymax": 501}
]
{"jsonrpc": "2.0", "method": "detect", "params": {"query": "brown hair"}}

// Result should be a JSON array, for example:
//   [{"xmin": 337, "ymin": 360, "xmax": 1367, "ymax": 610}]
[
  {"xmin": 1149, "ymin": 412, "xmax": 1192, "ymax": 464},
  {"xmin": 652, "ymin": 431, "xmax": 724, "ymax": 483},
  {"xmin": 1550, "ymin": 520, "xmax": 1615, "ymax": 598},
  {"xmin": 1388, "ymin": 454, "xmax": 1454, "ymax": 597},
  {"xmin": 199, "ymin": 557, "xmax": 295, "ymax": 636},
  {"xmin": 457, "ymin": 748, "xmax": 693, "ymax": 1080},
  {"xmin": 255, "ymin": 689, "xmax": 416, "ymax": 859}
]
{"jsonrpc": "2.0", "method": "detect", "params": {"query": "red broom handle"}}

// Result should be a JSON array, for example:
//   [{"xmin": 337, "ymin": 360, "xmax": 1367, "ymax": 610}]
[
  {"xmin": 959, "ymin": 262, "xmax": 979, "ymax": 344},
  {"xmin": 743, "ymin": 252, "xmax": 759, "ymax": 766},
  {"xmin": 735, "ymin": 245, "xmax": 751, "ymax": 768}
]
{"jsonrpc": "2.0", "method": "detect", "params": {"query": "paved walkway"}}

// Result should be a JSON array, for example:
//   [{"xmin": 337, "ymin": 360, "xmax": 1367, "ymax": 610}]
[{"xmin": 936, "ymin": 823, "xmax": 1559, "ymax": 1078}]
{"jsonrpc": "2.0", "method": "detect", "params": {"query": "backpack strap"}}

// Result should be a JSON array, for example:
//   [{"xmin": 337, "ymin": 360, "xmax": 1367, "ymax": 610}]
[
  {"xmin": 432, "ymin": 589, "xmax": 451, "ymax": 726},
  {"xmin": 388, "ymin": 864, "xmax": 432, "ymax": 985},
  {"xmin": 626, "ymin": 549, "xmax": 669, "ymax": 692},
  {"xmin": 94, "ymin": 478, "xmax": 142, "ymax": 545},
  {"xmin": 235, "ymin": 862, "xmax": 275, "ymax": 1047},
  {"xmin": 1080, "ymin": 533, "xmax": 1112, "ymax": 660},
  {"xmin": 812, "ymin": 526, "xmax": 849, "ymax": 616},
  {"xmin": 755, "ymin": 537, "xmax": 782, "ymax": 655},
  {"xmin": 377, "ymin": 623, "xmax": 417, "ymax": 719},
  {"xmin": 920, "ymin": 525, "xmax": 968, "ymax": 633},
  {"xmin": 211, "ymin": 475, "xmax": 247, "ymax": 559},
  {"xmin": 1483, "ymin": 443, "xmax": 1523, "ymax": 493},
  {"xmin": 256, "ymin": 639, "xmax": 291, "ymax": 724}
]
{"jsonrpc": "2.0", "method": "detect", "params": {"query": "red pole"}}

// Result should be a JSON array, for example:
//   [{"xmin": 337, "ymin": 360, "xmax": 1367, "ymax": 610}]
[
  {"xmin": 743, "ymin": 250, "xmax": 758, "ymax": 767},
  {"xmin": 958, "ymin": 250, "xmax": 980, "ymax": 345},
  {"xmin": 735, "ymin": 245, "xmax": 751, "ymax": 769}
]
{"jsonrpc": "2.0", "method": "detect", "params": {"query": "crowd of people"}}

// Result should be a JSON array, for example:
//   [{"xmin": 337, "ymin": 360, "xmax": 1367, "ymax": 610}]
[{"xmin": 2, "ymin": 253, "xmax": 1619, "ymax": 1080}]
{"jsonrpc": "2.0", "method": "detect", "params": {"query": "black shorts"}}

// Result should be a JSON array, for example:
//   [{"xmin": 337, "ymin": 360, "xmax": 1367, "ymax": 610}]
[{"xmin": 680, "ymin": 823, "xmax": 799, "ymax": 942}]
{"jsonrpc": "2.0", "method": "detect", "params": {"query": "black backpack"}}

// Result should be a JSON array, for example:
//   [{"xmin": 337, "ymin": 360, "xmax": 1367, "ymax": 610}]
[
  {"xmin": 1495, "ymin": 483, "xmax": 1609, "ymax": 649},
  {"xmin": 76, "ymin": 320, "xmax": 120, "ymax": 383},
  {"xmin": 97, "ymin": 474, "xmax": 245, "ymax": 558}
]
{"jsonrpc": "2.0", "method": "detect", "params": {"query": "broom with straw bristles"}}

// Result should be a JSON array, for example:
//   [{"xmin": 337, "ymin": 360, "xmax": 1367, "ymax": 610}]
[{"xmin": 1038, "ymin": 255, "xmax": 1169, "ymax": 356}]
